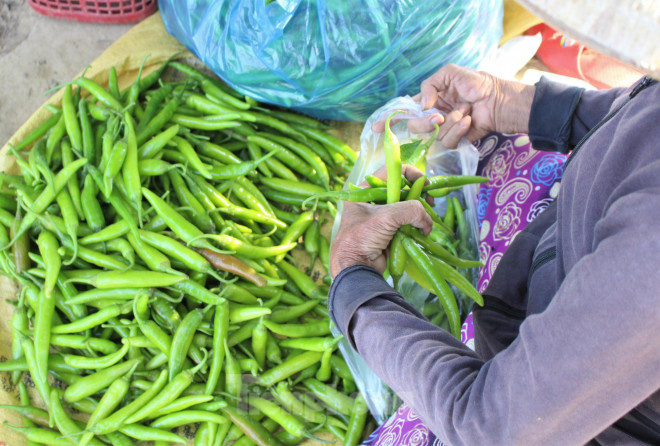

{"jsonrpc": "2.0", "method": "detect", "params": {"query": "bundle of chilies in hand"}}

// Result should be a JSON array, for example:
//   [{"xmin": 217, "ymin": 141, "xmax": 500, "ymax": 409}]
[
  {"xmin": 0, "ymin": 57, "xmax": 375, "ymax": 446},
  {"xmin": 307, "ymin": 110, "xmax": 487, "ymax": 339}
]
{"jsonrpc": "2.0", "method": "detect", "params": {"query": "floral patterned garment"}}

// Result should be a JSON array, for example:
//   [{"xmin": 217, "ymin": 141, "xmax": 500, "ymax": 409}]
[{"xmin": 362, "ymin": 132, "xmax": 568, "ymax": 446}]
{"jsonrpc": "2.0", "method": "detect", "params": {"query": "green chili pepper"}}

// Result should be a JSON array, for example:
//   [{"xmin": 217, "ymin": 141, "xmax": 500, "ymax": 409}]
[
  {"xmin": 224, "ymin": 339, "xmax": 242, "ymax": 400},
  {"xmin": 141, "ymin": 187, "xmax": 221, "ymax": 253},
  {"xmin": 81, "ymin": 173, "xmax": 106, "ymax": 230},
  {"xmin": 137, "ymin": 95, "xmax": 181, "ymax": 145},
  {"xmin": 268, "ymin": 134, "xmax": 330, "ymax": 188},
  {"xmin": 219, "ymin": 404, "xmax": 284, "ymax": 446},
  {"xmin": 119, "ymin": 424, "xmax": 186, "ymax": 444},
  {"xmin": 69, "ymin": 268, "xmax": 187, "ymax": 288},
  {"xmin": 149, "ymin": 395, "xmax": 214, "ymax": 419},
  {"xmin": 78, "ymin": 362, "xmax": 135, "ymax": 446},
  {"xmin": 10, "ymin": 303, "xmax": 28, "ymax": 385},
  {"xmin": 270, "ymin": 300, "xmax": 319, "ymax": 324},
  {"xmin": 289, "ymin": 124, "xmax": 358, "ymax": 163},
  {"xmin": 138, "ymin": 124, "xmax": 180, "ymax": 160},
  {"xmin": 197, "ymin": 234, "xmax": 295, "ymax": 259},
  {"xmin": 344, "ymin": 393, "xmax": 369, "ymax": 446},
  {"xmin": 262, "ymin": 319, "xmax": 331, "ymax": 338},
  {"xmin": 169, "ymin": 306, "xmax": 208, "ymax": 380},
  {"xmin": 36, "ymin": 231, "xmax": 60, "ymax": 298},
  {"xmin": 2, "ymin": 424, "xmax": 74, "ymax": 446},
  {"xmin": 279, "ymin": 336, "xmax": 341, "ymax": 352},
  {"xmin": 257, "ymin": 351, "xmax": 323, "ymax": 387},
  {"xmin": 20, "ymin": 339, "xmax": 50, "ymax": 407},
  {"xmin": 92, "ymin": 369, "xmax": 168, "ymax": 435},
  {"xmin": 123, "ymin": 358, "xmax": 207, "ymax": 424},
  {"xmin": 277, "ymin": 260, "xmax": 326, "ymax": 301},
  {"xmin": 185, "ymin": 94, "xmax": 255, "ymax": 120},
  {"xmin": 62, "ymin": 84, "xmax": 83, "ymax": 153},
  {"xmin": 51, "ymin": 302, "xmax": 132, "ymax": 334},
  {"xmin": 150, "ymin": 410, "xmax": 227, "ymax": 429},
  {"xmin": 315, "ymin": 348, "xmax": 334, "ymax": 382},
  {"xmin": 247, "ymin": 135, "xmax": 318, "ymax": 185},
  {"xmin": 248, "ymin": 397, "xmax": 308, "ymax": 438},
  {"xmin": 388, "ymin": 230, "xmax": 407, "ymax": 287},
  {"xmin": 272, "ymin": 382, "xmax": 347, "ymax": 429},
  {"xmin": 402, "ymin": 237, "xmax": 461, "ymax": 338},
  {"xmin": 213, "ymin": 206, "xmax": 286, "ymax": 229},
  {"xmin": 399, "ymin": 225, "xmax": 481, "ymax": 268},
  {"xmin": 303, "ymin": 378, "xmax": 354, "ymax": 416},
  {"xmin": 202, "ymin": 298, "xmax": 228, "ymax": 394},
  {"xmin": 79, "ymin": 99, "xmax": 95, "ymax": 164},
  {"xmin": 9, "ymin": 157, "xmax": 88, "ymax": 246},
  {"xmin": 72, "ymin": 77, "xmax": 124, "ymax": 111},
  {"xmin": 200, "ymin": 77, "xmax": 251, "ymax": 109}
]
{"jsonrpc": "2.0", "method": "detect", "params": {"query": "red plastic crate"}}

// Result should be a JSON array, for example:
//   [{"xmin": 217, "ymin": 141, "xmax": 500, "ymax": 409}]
[{"xmin": 28, "ymin": 0, "xmax": 157, "ymax": 24}]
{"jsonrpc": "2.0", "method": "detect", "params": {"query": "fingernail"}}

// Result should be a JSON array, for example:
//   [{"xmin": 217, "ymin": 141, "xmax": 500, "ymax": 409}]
[{"xmin": 431, "ymin": 115, "xmax": 444, "ymax": 125}]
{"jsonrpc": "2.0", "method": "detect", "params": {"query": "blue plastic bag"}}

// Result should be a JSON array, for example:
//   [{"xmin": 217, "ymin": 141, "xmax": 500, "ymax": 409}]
[{"xmin": 160, "ymin": 0, "xmax": 502, "ymax": 121}]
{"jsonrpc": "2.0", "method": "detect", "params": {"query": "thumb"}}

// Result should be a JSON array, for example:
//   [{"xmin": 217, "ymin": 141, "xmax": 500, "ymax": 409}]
[{"xmin": 381, "ymin": 201, "xmax": 433, "ymax": 235}]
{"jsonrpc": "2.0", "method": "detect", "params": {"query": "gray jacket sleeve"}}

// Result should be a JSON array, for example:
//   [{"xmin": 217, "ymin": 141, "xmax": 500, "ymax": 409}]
[{"xmin": 528, "ymin": 77, "xmax": 625, "ymax": 153}]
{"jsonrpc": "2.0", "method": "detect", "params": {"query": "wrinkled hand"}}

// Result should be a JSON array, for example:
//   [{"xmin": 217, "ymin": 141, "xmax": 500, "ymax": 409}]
[
  {"xmin": 330, "ymin": 165, "xmax": 433, "ymax": 278},
  {"xmin": 372, "ymin": 64, "xmax": 535, "ymax": 148}
]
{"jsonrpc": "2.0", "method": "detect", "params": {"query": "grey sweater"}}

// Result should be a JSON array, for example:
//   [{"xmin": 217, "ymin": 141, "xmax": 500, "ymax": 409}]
[{"xmin": 329, "ymin": 77, "xmax": 660, "ymax": 445}]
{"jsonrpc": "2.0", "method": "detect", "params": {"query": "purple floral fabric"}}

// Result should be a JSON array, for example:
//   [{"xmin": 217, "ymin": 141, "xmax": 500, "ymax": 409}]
[{"xmin": 362, "ymin": 133, "xmax": 567, "ymax": 445}]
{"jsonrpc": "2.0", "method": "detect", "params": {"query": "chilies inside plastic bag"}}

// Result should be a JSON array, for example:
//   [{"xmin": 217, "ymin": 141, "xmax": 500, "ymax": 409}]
[
  {"xmin": 159, "ymin": 0, "xmax": 502, "ymax": 121},
  {"xmin": 330, "ymin": 96, "xmax": 480, "ymax": 423}
]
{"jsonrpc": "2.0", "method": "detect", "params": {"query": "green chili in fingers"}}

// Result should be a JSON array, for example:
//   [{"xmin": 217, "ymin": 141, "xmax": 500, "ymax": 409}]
[{"xmin": 383, "ymin": 110, "xmax": 405, "ymax": 203}]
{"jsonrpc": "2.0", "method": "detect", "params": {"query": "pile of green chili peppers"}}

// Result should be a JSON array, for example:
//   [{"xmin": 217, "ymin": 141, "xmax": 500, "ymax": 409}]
[{"xmin": 0, "ymin": 58, "xmax": 372, "ymax": 446}]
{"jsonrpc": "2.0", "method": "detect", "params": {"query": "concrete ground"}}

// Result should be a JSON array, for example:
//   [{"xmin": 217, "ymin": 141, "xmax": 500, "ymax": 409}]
[{"xmin": 0, "ymin": 0, "xmax": 134, "ymax": 145}]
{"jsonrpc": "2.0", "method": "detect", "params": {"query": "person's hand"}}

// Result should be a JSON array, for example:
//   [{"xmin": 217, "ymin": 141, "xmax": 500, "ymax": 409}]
[
  {"xmin": 330, "ymin": 165, "xmax": 433, "ymax": 278},
  {"xmin": 372, "ymin": 64, "xmax": 535, "ymax": 148}
]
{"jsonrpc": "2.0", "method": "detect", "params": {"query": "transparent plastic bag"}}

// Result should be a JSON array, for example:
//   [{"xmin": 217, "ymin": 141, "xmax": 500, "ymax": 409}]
[
  {"xmin": 330, "ymin": 96, "xmax": 481, "ymax": 423},
  {"xmin": 159, "ymin": 0, "xmax": 502, "ymax": 121}
]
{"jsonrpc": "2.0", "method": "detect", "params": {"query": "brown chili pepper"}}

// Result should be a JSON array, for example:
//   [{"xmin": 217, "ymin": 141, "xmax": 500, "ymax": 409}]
[{"xmin": 195, "ymin": 248, "xmax": 267, "ymax": 287}]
